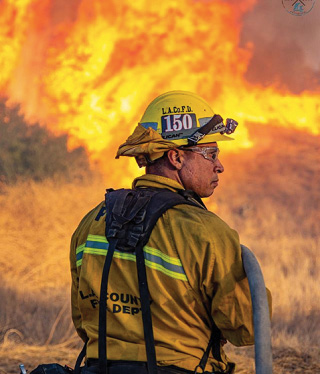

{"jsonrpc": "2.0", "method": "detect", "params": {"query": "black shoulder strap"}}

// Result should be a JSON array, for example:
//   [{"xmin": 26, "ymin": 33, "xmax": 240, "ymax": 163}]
[
  {"xmin": 98, "ymin": 188, "xmax": 202, "ymax": 374},
  {"xmin": 97, "ymin": 187, "xmax": 222, "ymax": 374},
  {"xmin": 99, "ymin": 188, "xmax": 147, "ymax": 374}
]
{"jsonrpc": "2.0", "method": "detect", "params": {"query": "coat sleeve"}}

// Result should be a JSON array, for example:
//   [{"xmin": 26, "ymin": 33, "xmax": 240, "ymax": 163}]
[
  {"xmin": 70, "ymin": 231, "xmax": 88, "ymax": 342},
  {"xmin": 203, "ymin": 221, "xmax": 272, "ymax": 347}
]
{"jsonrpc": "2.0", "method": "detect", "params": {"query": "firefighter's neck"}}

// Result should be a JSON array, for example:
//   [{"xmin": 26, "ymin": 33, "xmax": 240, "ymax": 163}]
[
  {"xmin": 146, "ymin": 149, "xmax": 188, "ymax": 189},
  {"xmin": 146, "ymin": 168, "xmax": 185, "ymax": 188}
]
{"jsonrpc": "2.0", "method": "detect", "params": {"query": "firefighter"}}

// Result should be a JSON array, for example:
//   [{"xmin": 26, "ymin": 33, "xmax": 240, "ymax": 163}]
[{"xmin": 70, "ymin": 91, "xmax": 272, "ymax": 374}]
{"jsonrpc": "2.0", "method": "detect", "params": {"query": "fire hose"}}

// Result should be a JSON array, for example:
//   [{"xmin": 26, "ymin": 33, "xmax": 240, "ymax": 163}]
[{"xmin": 241, "ymin": 244, "xmax": 273, "ymax": 374}]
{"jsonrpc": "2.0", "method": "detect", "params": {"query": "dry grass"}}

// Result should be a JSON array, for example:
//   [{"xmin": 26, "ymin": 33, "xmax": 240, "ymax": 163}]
[
  {"xmin": 0, "ymin": 176, "xmax": 105, "ymax": 292},
  {"xmin": 0, "ymin": 343, "xmax": 80, "ymax": 374},
  {"xmin": 0, "ymin": 127, "xmax": 319, "ymax": 373}
]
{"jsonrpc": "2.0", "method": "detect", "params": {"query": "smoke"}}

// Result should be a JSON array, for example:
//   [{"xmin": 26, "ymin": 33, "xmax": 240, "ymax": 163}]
[{"xmin": 240, "ymin": 0, "xmax": 320, "ymax": 93}]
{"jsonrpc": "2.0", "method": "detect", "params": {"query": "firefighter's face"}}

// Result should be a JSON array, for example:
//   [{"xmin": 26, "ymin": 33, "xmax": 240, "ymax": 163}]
[{"xmin": 178, "ymin": 143, "xmax": 224, "ymax": 198}]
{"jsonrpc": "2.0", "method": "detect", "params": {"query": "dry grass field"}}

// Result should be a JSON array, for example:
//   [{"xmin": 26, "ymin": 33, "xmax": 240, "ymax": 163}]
[{"xmin": 0, "ymin": 126, "xmax": 319, "ymax": 373}]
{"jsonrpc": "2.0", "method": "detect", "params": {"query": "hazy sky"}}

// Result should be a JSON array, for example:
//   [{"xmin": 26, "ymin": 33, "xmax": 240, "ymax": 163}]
[{"xmin": 240, "ymin": 0, "xmax": 320, "ymax": 93}]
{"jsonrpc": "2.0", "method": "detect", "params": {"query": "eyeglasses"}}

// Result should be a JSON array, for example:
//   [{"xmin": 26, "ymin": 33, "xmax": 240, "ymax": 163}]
[{"xmin": 180, "ymin": 146, "xmax": 220, "ymax": 162}]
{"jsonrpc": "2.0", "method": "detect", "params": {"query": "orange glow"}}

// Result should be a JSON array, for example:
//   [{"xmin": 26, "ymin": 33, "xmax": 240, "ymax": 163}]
[{"xmin": 0, "ymin": 0, "xmax": 319, "ymax": 184}]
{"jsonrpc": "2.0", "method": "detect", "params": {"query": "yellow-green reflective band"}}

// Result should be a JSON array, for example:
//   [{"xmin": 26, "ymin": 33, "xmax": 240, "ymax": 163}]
[
  {"xmin": 76, "ymin": 242, "xmax": 86, "ymax": 254},
  {"xmin": 143, "ymin": 246, "xmax": 182, "ymax": 266},
  {"xmin": 76, "ymin": 243, "xmax": 86, "ymax": 267},
  {"xmin": 75, "ymin": 235, "xmax": 187, "ymax": 281},
  {"xmin": 143, "ymin": 245, "xmax": 187, "ymax": 281},
  {"xmin": 144, "ymin": 259, "xmax": 187, "ymax": 281},
  {"xmin": 87, "ymin": 234, "xmax": 108, "ymax": 243}
]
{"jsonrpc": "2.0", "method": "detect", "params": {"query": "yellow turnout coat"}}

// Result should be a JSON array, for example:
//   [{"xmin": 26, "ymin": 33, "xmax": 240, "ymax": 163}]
[{"xmin": 70, "ymin": 174, "xmax": 267, "ymax": 372}]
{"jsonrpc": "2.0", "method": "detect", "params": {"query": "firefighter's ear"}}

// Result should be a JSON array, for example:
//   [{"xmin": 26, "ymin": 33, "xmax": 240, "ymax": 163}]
[{"xmin": 167, "ymin": 149, "xmax": 185, "ymax": 170}]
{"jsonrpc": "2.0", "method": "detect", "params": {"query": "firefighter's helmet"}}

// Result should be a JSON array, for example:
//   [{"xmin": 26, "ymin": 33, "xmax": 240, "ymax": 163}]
[{"xmin": 139, "ymin": 90, "xmax": 237, "ymax": 146}]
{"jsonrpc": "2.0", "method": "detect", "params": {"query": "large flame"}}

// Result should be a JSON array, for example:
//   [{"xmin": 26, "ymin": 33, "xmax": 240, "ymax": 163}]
[{"xmin": 1, "ymin": 0, "xmax": 319, "ymax": 185}]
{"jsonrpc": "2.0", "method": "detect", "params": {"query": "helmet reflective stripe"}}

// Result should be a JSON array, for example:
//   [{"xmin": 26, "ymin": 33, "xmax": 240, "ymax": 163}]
[{"xmin": 139, "ymin": 91, "xmax": 235, "ymax": 146}]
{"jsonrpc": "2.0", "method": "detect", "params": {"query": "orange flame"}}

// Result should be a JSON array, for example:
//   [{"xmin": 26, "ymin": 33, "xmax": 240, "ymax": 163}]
[{"xmin": 1, "ymin": 0, "xmax": 319, "ymax": 185}]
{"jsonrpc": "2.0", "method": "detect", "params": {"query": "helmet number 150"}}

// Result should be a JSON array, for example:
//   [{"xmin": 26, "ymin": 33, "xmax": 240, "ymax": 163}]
[{"xmin": 163, "ymin": 114, "xmax": 194, "ymax": 132}]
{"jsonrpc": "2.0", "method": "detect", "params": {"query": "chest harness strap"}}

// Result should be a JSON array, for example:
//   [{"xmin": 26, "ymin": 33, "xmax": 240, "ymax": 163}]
[{"xmin": 95, "ymin": 187, "xmax": 221, "ymax": 374}]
